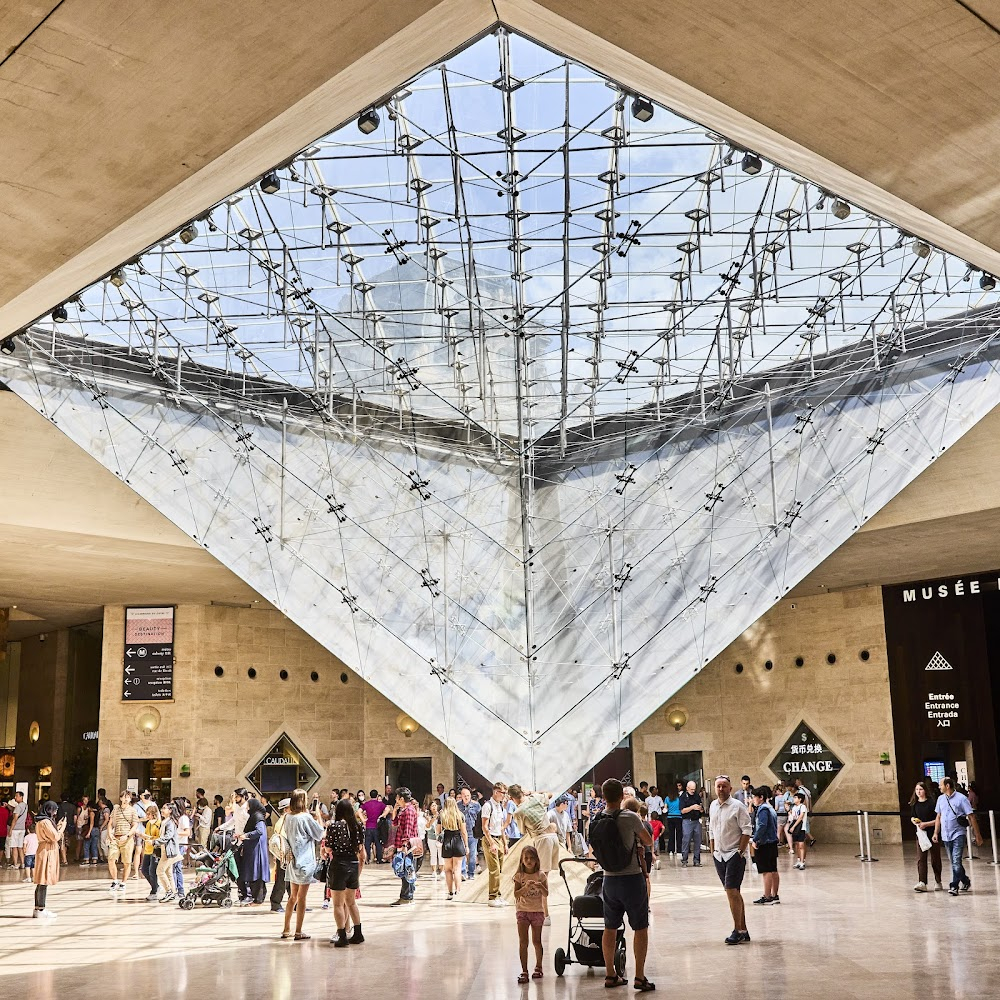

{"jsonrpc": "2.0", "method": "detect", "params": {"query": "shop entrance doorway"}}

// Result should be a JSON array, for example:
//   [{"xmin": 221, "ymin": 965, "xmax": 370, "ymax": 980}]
[
  {"xmin": 385, "ymin": 757, "xmax": 432, "ymax": 806},
  {"xmin": 655, "ymin": 751, "xmax": 704, "ymax": 799},
  {"xmin": 120, "ymin": 758, "xmax": 172, "ymax": 802}
]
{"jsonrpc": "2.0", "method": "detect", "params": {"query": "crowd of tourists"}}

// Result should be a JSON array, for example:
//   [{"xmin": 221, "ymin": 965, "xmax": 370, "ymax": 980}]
[{"xmin": 2, "ymin": 768, "xmax": 986, "ymax": 984}]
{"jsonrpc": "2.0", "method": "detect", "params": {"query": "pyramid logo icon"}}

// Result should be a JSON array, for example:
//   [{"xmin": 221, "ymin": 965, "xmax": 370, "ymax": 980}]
[{"xmin": 925, "ymin": 651, "xmax": 954, "ymax": 671}]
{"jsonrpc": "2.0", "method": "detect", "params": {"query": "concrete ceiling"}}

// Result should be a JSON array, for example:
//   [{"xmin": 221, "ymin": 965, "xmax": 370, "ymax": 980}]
[
  {"xmin": 0, "ymin": 390, "xmax": 265, "ymax": 639},
  {"xmin": 5, "ymin": 1, "xmax": 1000, "ymax": 341},
  {"xmin": 4, "ymin": 1, "xmax": 1000, "ymax": 633}
]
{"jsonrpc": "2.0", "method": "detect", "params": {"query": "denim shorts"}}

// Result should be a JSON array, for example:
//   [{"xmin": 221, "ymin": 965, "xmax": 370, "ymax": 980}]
[{"xmin": 602, "ymin": 873, "xmax": 648, "ymax": 931}]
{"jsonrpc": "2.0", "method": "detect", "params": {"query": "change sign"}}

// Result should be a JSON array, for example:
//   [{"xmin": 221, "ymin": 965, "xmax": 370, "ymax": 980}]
[
  {"xmin": 770, "ymin": 721, "xmax": 844, "ymax": 802},
  {"xmin": 122, "ymin": 606, "xmax": 174, "ymax": 701}
]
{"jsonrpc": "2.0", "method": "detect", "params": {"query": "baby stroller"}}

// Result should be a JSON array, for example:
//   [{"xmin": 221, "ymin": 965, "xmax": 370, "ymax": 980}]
[
  {"xmin": 553, "ymin": 858, "xmax": 626, "ymax": 979},
  {"xmin": 178, "ymin": 847, "xmax": 238, "ymax": 909}
]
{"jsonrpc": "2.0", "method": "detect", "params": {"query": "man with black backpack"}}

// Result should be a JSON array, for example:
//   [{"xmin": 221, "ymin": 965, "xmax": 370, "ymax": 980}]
[{"xmin": 589, "ymin": 779, "xmax": 655, "ymax": 992}]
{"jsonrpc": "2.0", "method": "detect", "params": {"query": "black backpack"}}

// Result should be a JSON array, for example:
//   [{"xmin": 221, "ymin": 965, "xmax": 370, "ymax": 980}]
[
  {"xmin": 589, "ymin": 809, "xmax": 635, "ymax": 873},
  {"xmin": 472, "ymin": 805, "xmax": 483, "ymax": 840}
]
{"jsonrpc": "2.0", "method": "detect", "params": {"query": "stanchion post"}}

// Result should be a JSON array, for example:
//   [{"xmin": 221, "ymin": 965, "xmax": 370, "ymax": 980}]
[
  {"xmin": 863, "ymin": 811, "xmax": 879, "ymax": 862},
  {"xmin": 989, "ymin": 810, "xmax": 999, "ymax": 866},
  {"xmin": 856, "ymin": 811, "xmax": 867, "ymax": 861}
]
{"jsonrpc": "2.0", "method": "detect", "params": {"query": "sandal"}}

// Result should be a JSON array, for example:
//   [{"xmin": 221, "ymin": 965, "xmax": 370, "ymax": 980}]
[
  {"xmin": 532, "ymin": 969, "xmax": 544, "ymax": 980},
  {"xmin": 606, "ymin": 976, "xmax": 628, "ymax": 989},
  {"xmin": 280, "ymin": 931, "xmax": 292, "ymax": 939},
  {"xmin": 517, "ymin": 973, "xmax": 529, "ymax": 985},
  {"xmin": 294, "ymin": 933, "xmax": 310, "ymax": 941},
  {"xmin": 634, "ymin": 978, "xmax": 656, "ymax": 992}
]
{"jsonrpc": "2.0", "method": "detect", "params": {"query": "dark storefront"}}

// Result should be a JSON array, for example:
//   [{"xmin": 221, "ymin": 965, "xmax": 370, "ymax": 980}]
[{"xmin": 884, "ymin": 573, "xmax": 1000, "ymax": 825}]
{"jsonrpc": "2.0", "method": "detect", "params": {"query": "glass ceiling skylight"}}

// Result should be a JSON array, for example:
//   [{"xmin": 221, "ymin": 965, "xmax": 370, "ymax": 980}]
[{"xmin": 5, "ymin": 28, "xmax": 1000, "ymax": 791}]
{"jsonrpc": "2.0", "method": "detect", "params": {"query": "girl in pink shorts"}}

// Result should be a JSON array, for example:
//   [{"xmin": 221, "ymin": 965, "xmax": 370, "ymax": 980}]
[{"xmin": 513, "ymin": 845, "xmax": 548, "ymax": 984}]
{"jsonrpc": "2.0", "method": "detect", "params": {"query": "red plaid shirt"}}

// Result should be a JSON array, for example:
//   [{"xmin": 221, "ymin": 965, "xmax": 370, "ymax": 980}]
[{"xmin": 394, "ymin": 801, "xmax": 418, "ymax": 848}]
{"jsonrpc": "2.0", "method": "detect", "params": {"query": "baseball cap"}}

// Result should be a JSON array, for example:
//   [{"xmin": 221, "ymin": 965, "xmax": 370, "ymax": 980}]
[{"xmin": 278, "ymin": 797, "xmax": 291, "ymax": 810}]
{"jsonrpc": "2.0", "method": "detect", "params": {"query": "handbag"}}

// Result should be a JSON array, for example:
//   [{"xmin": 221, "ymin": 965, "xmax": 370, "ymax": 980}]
[{"xmin": 409, "ymin": 836, "xmax": 425, "ymax": 858}]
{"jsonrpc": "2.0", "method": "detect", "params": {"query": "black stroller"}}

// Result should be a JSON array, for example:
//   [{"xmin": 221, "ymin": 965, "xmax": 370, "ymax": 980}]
[
  {"xmin": 553, "ymin": 858, "xmax": 626, "ymax": 978},
  {"xmin": 178, "ymin": 847, "xmax": 238, "ymax": 909}
]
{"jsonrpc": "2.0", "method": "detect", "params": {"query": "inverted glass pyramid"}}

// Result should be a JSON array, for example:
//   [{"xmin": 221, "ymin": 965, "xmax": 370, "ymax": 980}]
[{"xmin": 4, "ymin": 28, "xmax": 1000, "ymax": 791}]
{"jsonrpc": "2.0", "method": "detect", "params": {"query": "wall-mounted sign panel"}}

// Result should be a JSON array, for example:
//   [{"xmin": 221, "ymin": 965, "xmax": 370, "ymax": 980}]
[
  {"xmin": 769, "ymin": 721, "xmax": 843, "ymax": 802},
  {"xmin": 122, "ymin": 606, "xmax": 174, "ymax": 701}
]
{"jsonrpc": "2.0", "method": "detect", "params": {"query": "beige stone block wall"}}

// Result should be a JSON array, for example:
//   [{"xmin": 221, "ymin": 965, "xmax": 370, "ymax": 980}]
[
  {"xmin": 633, "ymin": 588, "xmax": 902, "ymax": 844},
  {"xmin": 97, "ymin": 605, "xmax": 453, "ymax": 801}
]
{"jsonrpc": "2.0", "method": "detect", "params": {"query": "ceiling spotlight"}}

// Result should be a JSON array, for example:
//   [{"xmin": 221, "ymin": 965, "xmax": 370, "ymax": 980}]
[
  {"xmin": 630, "ymin": 96, "xmax": 654, "ymax": 123},
  {"xmin": 260, "ymin": 171, "xmax": 280, "ymax": 195},
  {"xmin": 109, "ymin": 269, "xmax": 126, "ymax": 287},
  {"xmin": 357, "ymin": 108, "xmax": 380, "ymax": 135},
  {"xmin": 179, "ymin": 222, "xmax": 198, "ymax": 244},
  {"xmin": 980, "ymin": 273, "xmax": 997, "ymax": 291},
  {"xmin": 51, "ymin": 304, "xmax": 68, "ymax": 323},
  {"xmin": 741, "ymin": 152, "xmax": 762, "ymax": 175},
  {"xmin": 831, "ymin": 198, "xmax": 851, "ymax": 220},
  {"xmin": 911, "ymin": 238, "xmax": 931, "ymax": 259},
  {"xmin": 0, "ymin": 337, "xmax": 16, "ymax": 355}
]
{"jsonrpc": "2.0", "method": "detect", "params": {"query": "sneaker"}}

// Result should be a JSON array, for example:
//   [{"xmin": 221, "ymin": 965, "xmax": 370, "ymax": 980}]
[
  {"xmin": 389, "ymin": 898, "xmax": 411, "ymax": 906},
  {"xmin": 693, "ymin": 861, "xmax": 702, "ymax": 867},
  {"xmin": 270, "ymin": 903, "xmax": 283, "ymax": 912},
  {"xmin": 724, "ymin": 930, "xmax": 745, "ymax": 945},
  {"xmin": 913, "ymin": 882, "xmax": 927, "ymax": 892},
  {"xmin": 146, "ymin": 893, "xmax": 159, "ymax": 901},
  {"xmin": 488, "ymin": 898, "xmax": 505, "ymax": 908},
  {"xmin": 33, "ymin": 909, "xmax": 57, "ymax": 919},
  {"xmin": 752, "ymin": 896, "xmax": 770, "ymax": 905},
  {"xmin": 108, "ymin": 881, "xmax": 119, "ymax": 892},
  {"xmin": 160, "ymin": 893, "xmax": 176, "ymax": 903},
  {"xmin": 948, "ymin": 886, "xmax": 959, "ymax": 896},
  {"xmin": 960, "ymin": 881, "xmax": 971, "ymax": 893},
  {"xmin": 322, "ymin": 901, "xmax": 330, "ymax": 910},
  {"xmin": 654, "ymin": 859, "xmax": 661, "ymax": 870},
  {"xmin": 935, "ymin": 882, "xmax": 944, "ymax": 891},
  {"xmin": 680, "ymin": 860, "xmax": 688, "ymax": 867},
  {"xmin": 766, "ymin": 895, "xmax": 780, "ymax": 905},
  {"xmin": 22, "ymin": 876, "xmax": 32, "ymax": 884}
]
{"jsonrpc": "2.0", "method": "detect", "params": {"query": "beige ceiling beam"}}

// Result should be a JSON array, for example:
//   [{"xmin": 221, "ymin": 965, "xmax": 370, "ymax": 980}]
[
  {"xmin": 497, "ymin": 0, "xmax": 1000, "ymax": 278},
  {"xmin": 0, "ymin": 0, "xmax": 497, "ymax": 338}
]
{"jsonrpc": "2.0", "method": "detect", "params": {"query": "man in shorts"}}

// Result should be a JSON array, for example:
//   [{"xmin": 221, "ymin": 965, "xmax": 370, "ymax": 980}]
[
  {"xmin": 598, "ymin": 779, "xmax": 654, "ymax": 991},
  {"xmin": 107, "ymin": 790, "xmax": 140, "ymax": 893},
  {"xmin": 749, "ymin": 786, "xmax": 780, "ymax": 905},
  {"xmin": 7, "ymin": 792, "xmax": 28, "ymax": 869},
  {"xmin": 708, "ymin": 775, "xmax": 752, "ymax": 945}
]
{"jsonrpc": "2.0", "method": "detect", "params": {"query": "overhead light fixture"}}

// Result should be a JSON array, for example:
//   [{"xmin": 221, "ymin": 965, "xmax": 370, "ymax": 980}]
[
  {"xmin": 630, "ymin": 96, "xmax": 654, "ymax": 122},
  {"xmin": 741, "ymin": 152, "xmax": 762, "ymax": 175},
  {"xmin": 831, "ymin": 198, "xmax": 851, "ymax": 220},
  {"xmin": 911, "ymin": 239, "xmax": 931, "ymax": 259},
  {"xmin": 179, "ymin": 222, "xmax": 198, "ymax": 244},
  {"xmin": 357, "ymin": 108, "xmax": 380, "ymax": 135},
  {"xmin": 51, "ymin": 304, "xmax": 68, "ymax": 323},
  {"xmin": 260, "ymin": 171, "xmax": 280, "ymax": 195},
  {"xmin": 980, "ymin": 273, "xmax": 997, "ymax": 291},
  {"xmin": 109, "ymin": 269, "xmax": 126, "ymax": 287}
]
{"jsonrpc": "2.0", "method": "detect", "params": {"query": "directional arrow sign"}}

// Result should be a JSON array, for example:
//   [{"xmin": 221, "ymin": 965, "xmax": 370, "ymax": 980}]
[{"xmin": 123, "ymin": 607, "xmax": 174, "ymax": 701}]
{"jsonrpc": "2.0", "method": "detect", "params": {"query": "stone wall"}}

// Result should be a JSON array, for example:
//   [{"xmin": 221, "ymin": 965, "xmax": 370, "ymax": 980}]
[
  {"xmin": 632, "ymin": 587, "xmax": 902, "ymax": 843},
  {"xmin": 97, "ymin": 604, "xmax": 453, "ymax": 801}
]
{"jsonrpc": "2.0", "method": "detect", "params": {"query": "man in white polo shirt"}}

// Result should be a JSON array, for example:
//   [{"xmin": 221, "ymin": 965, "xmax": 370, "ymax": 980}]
[
  {"xmin": 480, "ymin": 782, "xmax": 509, "ymax": 907},
  {"xmin": 708, "ymin": 774, "xmax": 752, "ymax": 946}
]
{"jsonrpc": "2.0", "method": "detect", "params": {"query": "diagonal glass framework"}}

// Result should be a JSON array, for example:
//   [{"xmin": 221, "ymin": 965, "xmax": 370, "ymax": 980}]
[{"xmin": 3, "ymin": 28, "xmax": 1000, "ymax": 790}]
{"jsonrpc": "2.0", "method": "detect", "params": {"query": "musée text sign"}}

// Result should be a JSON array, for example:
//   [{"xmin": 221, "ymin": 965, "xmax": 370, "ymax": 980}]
[{"xmin": 122, "ymin": 606, "xmax": 175, "ymax": 701}]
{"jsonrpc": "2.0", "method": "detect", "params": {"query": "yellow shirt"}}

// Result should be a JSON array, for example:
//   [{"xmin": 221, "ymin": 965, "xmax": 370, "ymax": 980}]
[{"xmin": 143, "ymin": 818, "xmax": 160, "ymax": 856}]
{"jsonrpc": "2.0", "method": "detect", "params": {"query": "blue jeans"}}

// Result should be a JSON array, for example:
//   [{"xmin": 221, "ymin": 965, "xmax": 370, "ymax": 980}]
[
  {"xmin": 681, "ymin": 819, "xmax": 702, "ymax": 863},
  {"xmin": 83, "ymin": 829, "xmax": 100, "ymax": 861},
  {"xmin": 463, "ymin": 837, "xmax": 478, "ymax": 878},
  {"xmin": 173, "ymin": 858, "xmax": 184, "ymax": 895},
  {"xmin": 141, "ymin": 854, "xmax": 158, "ymax": 894},
  {"xmin": 944, "ymin": 835, "xmax": 968, "ymax": 889}
]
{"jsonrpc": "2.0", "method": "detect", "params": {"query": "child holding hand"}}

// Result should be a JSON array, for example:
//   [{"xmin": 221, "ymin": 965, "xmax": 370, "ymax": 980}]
[{"xmin": 513, "ymin": 845, "xmax": 548, "ymax": 984}]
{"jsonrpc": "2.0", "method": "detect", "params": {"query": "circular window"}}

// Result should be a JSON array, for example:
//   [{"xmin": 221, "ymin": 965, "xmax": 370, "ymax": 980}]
[
  {"xmin": 214, "ymin": 665, "xmax": 224, "ymax": 677},
  {"xmin": 795, "ymin": 656, "xmax": 804, "ymax": 668},
  {"xmin": 764, "ymin": 660, "xmax": 773, "ymax": 671},
  {"xmin": 340, "ymin": 672, "xmax": 349, "ymax": 684},
  {"xmin": 310, "ymin": 671, "xmax": 319, "ymax": 682},
  {"xmin": 247, "ymin": 667, "xmax": 257, "ymax": 679},
  {"xmin": 735, "ymin": 662, "xmax": 744, "ymax": 674},
  {"xmin": 859, "ymin": 649, "xmax": 871, "ymax": 662},
  {"xmin": 279, "ymin": 669, "xmax": 289, "ymax": 681},
  {"xmin": 826, "ymin": 653, "xmax": 837, "ymax": 665}
]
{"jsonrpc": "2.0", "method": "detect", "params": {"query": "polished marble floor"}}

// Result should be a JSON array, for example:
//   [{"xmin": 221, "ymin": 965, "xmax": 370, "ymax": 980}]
[{"xmin": 0, "ymin": 844, "xmax": 995, "ymax": 998}]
